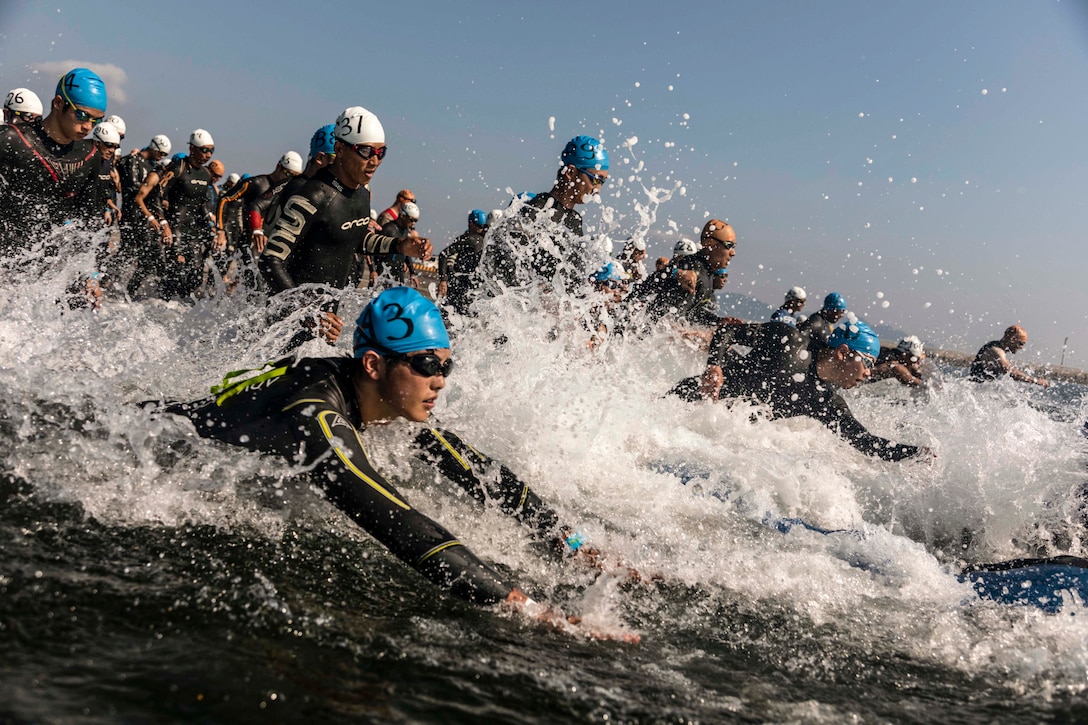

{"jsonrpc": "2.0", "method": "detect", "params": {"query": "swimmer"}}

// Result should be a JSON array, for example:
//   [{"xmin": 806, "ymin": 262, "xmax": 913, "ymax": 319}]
[
  {"xmin": 969, "ymin": 325, "xmax": 1049, "ymax": 387},
  {"xmin": 437, "ymin": 209, "xmax": 489, "ymax": 314},
  {"xmin": 259, "ymin": 107, "xmax": 432, "ymax": 344},
  {"xmin": 158, "ymin": 288, "xmax": 636, "ymax": 640},
  {"xmin": 670, "ymin": 316, "xmax": 927, "ymax": 461},
  {"xmin": 870, "ymin": 335, "xmax": 925, "ymax": 387},
  {"xmin": 0, "ymin": 69, "xmax": 107, "ymax": 252},
  {"xmin": 798, "ymin": 292, "xmax": 847, "ymax": 346},
  {"xmin": 770, "ymin": 286, "xmax": 807, "ymax": 328},
  {"xmin": 480, "ymin": 135, "xmax": 610, "ymax": 295}
]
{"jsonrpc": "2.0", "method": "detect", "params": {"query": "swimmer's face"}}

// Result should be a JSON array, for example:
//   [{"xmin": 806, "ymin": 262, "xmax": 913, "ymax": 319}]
[
  {"xmin": 52, "ymin": 95, "xmax": 104, "ymax": 142},
  {"xmin": 704, "ymin": 234, "xmax": 736, "ymax": 269},
  {"xmin": 826, "ymin": 308, "xmax": 846, "ymax": 324},
  {"xmin": 378, "ymin": 348, "xmax": 451, "ymax": 422},
  {"xmin": 335, "ymin": 140, "xmax": 386, "ymax": 188},
  {"xmin": 821, "ymin": 345, "xmax": 872, "ymax": 389}
]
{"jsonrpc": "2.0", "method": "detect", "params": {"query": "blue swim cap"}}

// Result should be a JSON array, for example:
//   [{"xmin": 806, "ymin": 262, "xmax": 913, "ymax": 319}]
[
  {"xmin": 55, "ymin": 68, "xmax": 107, "ymax": 113},
  {"xmin": 827, "ymin": 316, "xmax": 880, "ymax": 358},
  {"xmin": 309, "ymin": 123, "xmax": 336, "ymax": 158},
  {"xmin": 354, "ymin": 287, "xmax": 450, "ymax": 358},
  {"xmin": 823, "ymin": 292, "xmax": 847, "ymax": 311},
  {"xmin": 172, "ymin": 152, "xmax": 188, "ymax": 161},
  {"xmin": 592, "ymin": 261, "xmax": 629, "ymax": 284},
  {"xmin": 561, "ymin": 135, "xmax": 609, "ymax": 171},
  {"xmin": 468, "ymin": 209, "xmax": 488, "ymax": 228}
]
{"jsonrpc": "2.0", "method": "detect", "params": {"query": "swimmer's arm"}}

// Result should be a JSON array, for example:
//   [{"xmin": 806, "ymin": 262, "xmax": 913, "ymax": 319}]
[
  {"xmin": 214, "ymin": 179, "xmax": 248, "ymax": 231},
  {"xmin": 707, "ymin": 322, "xmax": 759, "ymax": 367},
  {"xmin": 297, "ymin": 407, "xmax": 513, "ymax": 604},
  {"xmin": 819, "ymin": 395, "xmax": 921, "ymax": 461},
  {"xmin": 359, "ymin": 230, "xmax": 432, "ymax": 261},
  {"xmin": 1008, "ymin": 366, "xmax": 1049, "ymax": 387},
  {"xmin": 891, "ymin": 363, "xmax": 923, "ymax": 387},
  {"xmin": 134, "ymin": 170, "xmax": 162, "ymax": 220},
  {"xmin": 414, "ymin": 428, "xmax": 567, "ymax": 547}
]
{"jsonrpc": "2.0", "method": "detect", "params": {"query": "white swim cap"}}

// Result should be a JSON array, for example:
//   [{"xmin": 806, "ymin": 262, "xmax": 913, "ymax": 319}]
[
  {"xmin": 401, "ymin": 202, "xmax": 420, "ymax": 220},
  {"xmin": 673, "ymin": 238, "xmax": 698, "ymax": 257},
  {"xmin": 189, "ymin": 128, "xmax": 214, "ymax": 148},
  {"xmin": 92, "ymin": 121, "xmax": 121, "ymax": 145},
  {"xmin": 5, "ymin": 88, "xmax": 43, "ymax": 116},
  {"xmin": 279, "ymin": 151, "xmax": 304, "ymax": 174},
  {"xmin": 103, "ymin": 114, "xmax": 126, "ymax": 136},
  {"xmin": 149, "ymin": 134, "xmax": 172, "ymax": 155},
  {"xmin": 334, "ymin": 106, "xmax": 385, "ymax": 145},
  {"xmin": 897, "ymin": 335, "xmax": 925, "ymax": 358}
]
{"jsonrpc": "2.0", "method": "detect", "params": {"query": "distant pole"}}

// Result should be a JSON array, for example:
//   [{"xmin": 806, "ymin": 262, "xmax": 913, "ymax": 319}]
[{"xmin": 1061, "ymin": 336, "xmax": 1069, "ymax": 367}]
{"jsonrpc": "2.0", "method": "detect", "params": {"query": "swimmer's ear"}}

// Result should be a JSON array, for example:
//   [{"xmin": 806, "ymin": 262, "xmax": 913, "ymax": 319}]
[
  {"xmin": 358, "ymin": 350, "xmax": 384, "ymax": 381},
  {"xmin": 833, "ymin": 343, "xmax": 852, "ymax": 361}
]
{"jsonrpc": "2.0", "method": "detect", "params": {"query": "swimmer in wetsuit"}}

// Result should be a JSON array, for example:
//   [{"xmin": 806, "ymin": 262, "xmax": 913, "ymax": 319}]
[
  {"xmin": 160, "ymin": 288, "xmax": 630, "ymax": 636},
  {"xmin": 259, "ymin": 107, "xmax": 432, "ymax": 344},
  {"xmin": 479, "ymin": 135, "xmax": 609, "ymax": 296},
  {"xmin": 437, "ymin": 209, "xmax": 490, "ymax": 315},
  {"xmin": 0, "ymin": 69, "xmax": 106, "ymax": 254},
  {"xmin": 214, "ymin": 150, "xmax": 302, "ymax": 256},
  {"xmin": 797, "ymin": 292, "xmax": 847, "ymax": 347},
  {"xmin": 869, "ymin": 335, "xmax": 925, "ymax": 387},
  {"xmin": 669, "ymin": 317, "xmax": 926, "ymax": 461},
  {"xmin": 627, "ymin": 220, "xmax": 737, "ymax": 330},
  {"xmin": 969, "ymin": 325, "xmax": 1049, "ymax": 387},
  {"xmin": 770, "ymin": 286, "xmax": 807, "ymax": 328}
]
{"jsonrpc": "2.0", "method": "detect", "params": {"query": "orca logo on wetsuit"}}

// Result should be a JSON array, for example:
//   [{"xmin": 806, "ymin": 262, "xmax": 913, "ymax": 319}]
[{"xmin": 340, "ymin": 217, "xmax": 370, "ymax": 231}]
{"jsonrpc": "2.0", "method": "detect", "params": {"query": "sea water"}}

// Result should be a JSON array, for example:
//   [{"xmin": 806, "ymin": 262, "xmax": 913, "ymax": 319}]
[{"xmin": 2, "ymin": 221, "xmax": 1088, "ymax": 723}]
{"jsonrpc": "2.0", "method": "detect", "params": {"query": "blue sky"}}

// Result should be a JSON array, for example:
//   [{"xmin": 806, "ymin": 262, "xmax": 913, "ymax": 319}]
[{"xmin": 3, "ymin": 0, "xmax": 1088, "ymax": 363}]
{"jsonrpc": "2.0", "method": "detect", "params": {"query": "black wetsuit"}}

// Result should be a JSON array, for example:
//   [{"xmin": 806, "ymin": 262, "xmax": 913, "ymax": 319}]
[
  {"xmin": 480, "ymin": 192, "xmax": 586, "ymax": 293},
  {"xmin": 162, "ymin": 356, "xmax": 566, "ymax": 604},
  {"xmin": 215, "ymin": 174, "xmax": 271, "ymax": 239},
  {"xmin": 0, "ymin": 120, "xmax": 98, "ymax": 253},
  {"xmin": 438, "ymin": 230, "xmax": 486, "ymax": 315},
  {"xmin": 631, "ymin": 251, "xmax": 718, "ymax": 327},
  {"xmin": 798, "ymin": 312, "xmax": 836, "ymax": 347},
  {"xmin": 376, "ymin": 220, "xmax": 413, "ymax": 283},
  {"xmin": 259, "ymin": 168, "xmax": 400, "ymax": 293},
  {"xmin": 159, "ymin": 157, "xmax": 213, "ymax": 298},
  {"xmin": 969, "ymin": 341, "xmax": 1007, "ymax": 382},
  {"xmin": 770, "ymin": 306, "xmax": 803, "ymax": 328},
  {"xmin": 669, "ymin": 321, "xmax": 921, "ymax": 461},
  {"xmin": 116, "ymin": 152, "xmax": 159, "ymax": 229},
  {"xmin": 73, "ymin": 153, "xmax": 115, "ymax": 228},
  {"xmin": 214, "ymin": 179, "xmax": 246, "ymax": 252},
  {"xmin": 118, "ymin": 154, "xmax": 168, "ymax": 296}
]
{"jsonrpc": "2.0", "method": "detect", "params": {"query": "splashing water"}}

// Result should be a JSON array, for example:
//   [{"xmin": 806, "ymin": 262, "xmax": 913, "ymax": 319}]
[{"xmin": 3, "ymin": 206, "xmax": 1088, "ymax": 722}]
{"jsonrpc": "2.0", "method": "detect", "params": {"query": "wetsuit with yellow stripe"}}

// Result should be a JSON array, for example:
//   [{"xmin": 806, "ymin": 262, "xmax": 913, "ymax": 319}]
[{"xmin": 162, "ymin": 355, "xmax": 564, "ymax": 604}]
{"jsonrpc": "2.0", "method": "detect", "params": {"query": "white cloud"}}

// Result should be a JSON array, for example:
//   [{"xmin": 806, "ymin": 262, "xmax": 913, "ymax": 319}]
[{"xmin": 29, "ymin": 60, "xmax": 129, "ymax": 104}]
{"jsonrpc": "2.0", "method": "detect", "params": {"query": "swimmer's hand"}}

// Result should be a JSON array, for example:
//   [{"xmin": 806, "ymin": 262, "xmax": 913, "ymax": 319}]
[
  {"xmin": 699, "ymin": 365, "xmax": 724, "ymax": 401},
  {"xmin": 572, "ymin": 546, "xmax": 661, "ymax": 587},
  {"xmin": 303, "ymin": 311, "xmax": 343, "ymax": 344},
  {"xmin": 913, "ymin": 446, "xmax": 937, "ymax": 462},
  {"xmin": 399, "ymin": 235, "xmax": 432, "ymax": 260},
  {"xmin": 503, "ymin": 588, "xmax": 640, "ymax": 643}
]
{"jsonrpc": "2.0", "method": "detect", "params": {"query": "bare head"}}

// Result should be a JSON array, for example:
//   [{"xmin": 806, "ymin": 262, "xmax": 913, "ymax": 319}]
[{"xmin": 1002, "ymin": 325, "xmax": 1028, "ymax": 352}]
